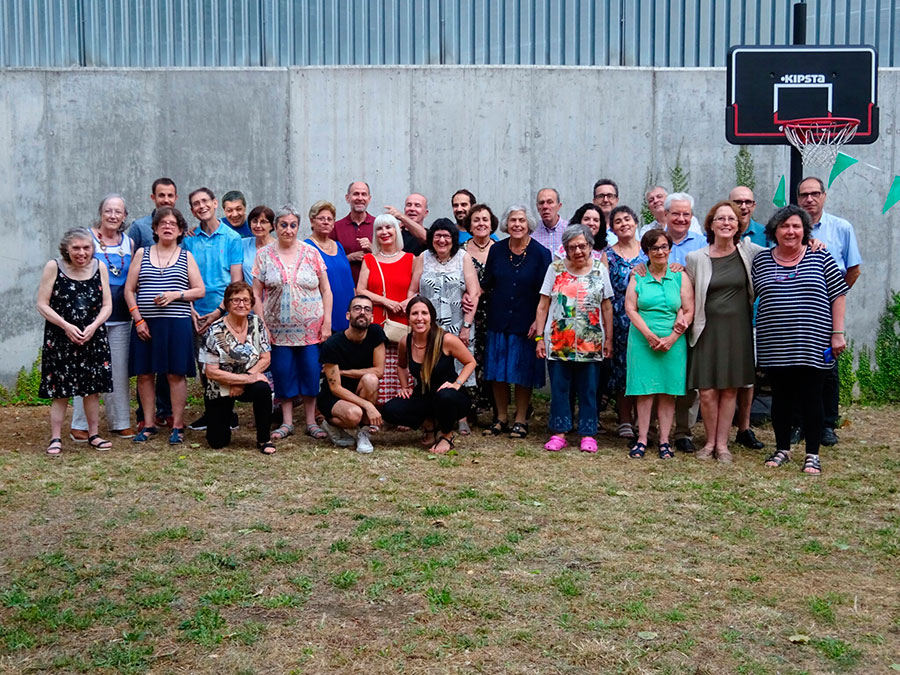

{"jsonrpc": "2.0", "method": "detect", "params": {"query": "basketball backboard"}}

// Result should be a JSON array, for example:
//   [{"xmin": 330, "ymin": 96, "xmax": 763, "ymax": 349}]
[{"xmin": 726, "ymin": 45, "xmax": 878, "ymax": 145}]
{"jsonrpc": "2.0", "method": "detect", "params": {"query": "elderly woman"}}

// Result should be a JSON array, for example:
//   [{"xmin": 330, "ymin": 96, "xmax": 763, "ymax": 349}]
[
  {"xmin": 409, "ymin": 218, "xmax": 481, "ymax": 433},
  {"xmin": 382, "ymin": 296, "xmax": 476, "ymax": 454},
  {"xmin": 357, "ymin": 214, "xmax": 415, "ymax": 405},
  {"xmin": 553, "ymin": 203, "xmax": 607, "ymax": 261},
  {"xmin": 124, "ymin": 207, "xmax": 206, "ymax": 444},
  {"xmin": 200, "ymin": 281, "xmax": 275, "ymax": 454},
  {"xmin": 241, "ymin": 205, "xmax": 274, "ymax": 284},
  {"xmin": 602, "ymin": 205, "xmax": 647, "ymax": 440},
  {"xmin": 625, "ymin": 229, "xmax": 695, "ymax": 459},
  {"xmin": 305, "ymin": 201, "xmax": 355, "ymax": 333},
  {"xmin": 461, "ymin": 204, "xmax": 499, "ymax": 419},
  {"xmin": 481, "ymin": 205, "xmax": 552, "ymax": 439},
  {"xmin": 685, "ymin": 201, "xmax": 765, "ymax": 462},
  {"xmin": 535, "ymin": 224, "xmax": 613, "ymax": 452},
  {"xmin": 70, "ymin": 194, "xmax": 134, "ymax": 441},
  {"xmin": 37, "ymin": 228, "xmax": 113, "ymax": 454},
  {"xmin": 253, "ymin": 204, "xmax": 332, "ymax": 441},
  {"xmin": 751, "ymin": 205, "xmax": 848, "ymax": 475}
]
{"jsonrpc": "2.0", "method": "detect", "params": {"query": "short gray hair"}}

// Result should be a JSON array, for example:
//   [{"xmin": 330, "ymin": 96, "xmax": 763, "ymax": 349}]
[
  {"xmin": 273, "ymin": 203, "xmax": 303, "ymax": 228},
  {"xmin": 59, "ymin": 227, "xmax": 94, "ymax": 262},
  {"xmin": 561, "ymin": 223, "xmax": 594, "ymax": 250},
  {"xmin": 664, "ymin": 192, "xmax": 694, "ymax": 212},
  {"xmin": 94, "ymin": 193, "xmax": 128, "ymax": 232},
  {"xmin": 499, "ymin": 205, "xmax": 537, "ymax": 233},
  {"xmin": 372, "ymin": 214, "xmax": 404, "ymax": 254}
]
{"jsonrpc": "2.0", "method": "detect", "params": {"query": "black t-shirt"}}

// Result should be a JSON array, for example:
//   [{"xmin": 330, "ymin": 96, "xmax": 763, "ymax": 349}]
[{"xmin": 319, "ymin": 324, "xmax": 387, "ymax": 391}]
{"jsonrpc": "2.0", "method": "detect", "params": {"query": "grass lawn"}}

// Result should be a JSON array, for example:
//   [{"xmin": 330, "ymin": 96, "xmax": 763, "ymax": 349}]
[{"xmin": 0, "ymin": 402, "xmax": 897, "ymax": 673}]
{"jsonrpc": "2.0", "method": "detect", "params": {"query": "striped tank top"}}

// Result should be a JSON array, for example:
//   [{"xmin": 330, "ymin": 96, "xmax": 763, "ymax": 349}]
[{"xmin": 136, "ymin": 247, "xmax": 192, "ymax": 319}]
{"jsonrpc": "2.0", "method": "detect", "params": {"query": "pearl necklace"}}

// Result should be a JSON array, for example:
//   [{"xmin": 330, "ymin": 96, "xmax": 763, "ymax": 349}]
[{"xmin": 379, "ymin": 249, "xmax": 402, "ymax": 259}]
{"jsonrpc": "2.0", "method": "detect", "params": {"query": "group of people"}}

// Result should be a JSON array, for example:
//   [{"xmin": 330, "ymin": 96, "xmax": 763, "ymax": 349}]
[{"xmin": 37, "ymin": 176, "xmax": 861, "ymax": 474}]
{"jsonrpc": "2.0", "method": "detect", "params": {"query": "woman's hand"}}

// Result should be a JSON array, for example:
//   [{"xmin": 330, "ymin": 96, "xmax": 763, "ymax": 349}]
[
  {"xmin": 603, "ymin": 337, "xmax": 613, "ymax": 360},
  {"xmin": 459, "ymin": 326, "xmax": 470, "ymax": 346},
  {"xmin": 526, "ymin": 321, "xmax": 538, "ymax": 339},
  {"xmin": 653, "ymin": 333, "xmax": 678, "ymax": 352},
  {"xmin": 669, "ymin": 263, "xmax": 684, "ymax": 273},
  {"xmin": 397, "ymin": 384, "xmax": 414, "ymax": 399},
  {"xmin": 136, "ymin": 321, "xmax": 151, "ymax": 341},
  {"xmin": 63, "ymin": 322, "xmax": 86, "ymax": 345},
  {"xmin": 154, "ymin": 291, "xmax": 178, "ymax": 307},
  {"xmin": 536, "ymin": 339, "xmax": 547, "ymax": 359},
  {"xmin": 81, "ymin": 322, "xmax": 99, "ymax": 343},
  {"xmin": 321, "ymin": 324, "xmax": 332, "ymax": 341},
  {"xmin": 229, "ymin": 385, "xmax": 245, "ymax": 397},
  {"xmin": 644, "ymin": 331, "xmax": 661, "ymax": 349},
  {"xmin": 384, "ymin": 298, "xmax": 403, "ymax": 314},
  {"xmin": 831, "ymin": 332, "xmax": 847, "ymax": 356},
  {"xmin": 248, "ymin": 372, "xmax": 268, "ymax": 384},
  {"xmin": 437, "ymin": 381, "xmax": 460, "ymax": 392}
]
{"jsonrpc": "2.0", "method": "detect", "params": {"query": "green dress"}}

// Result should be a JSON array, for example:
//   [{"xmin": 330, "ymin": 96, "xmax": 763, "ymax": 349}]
[{"xmin": 625, "ymin": 269, "xmax": 687, "ymax": 396}]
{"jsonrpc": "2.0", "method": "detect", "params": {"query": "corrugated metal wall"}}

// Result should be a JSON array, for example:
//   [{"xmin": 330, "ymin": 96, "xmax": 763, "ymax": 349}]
[{"xmin": 1, "ymin": 0, "xmax": 897, "ymax": 68}]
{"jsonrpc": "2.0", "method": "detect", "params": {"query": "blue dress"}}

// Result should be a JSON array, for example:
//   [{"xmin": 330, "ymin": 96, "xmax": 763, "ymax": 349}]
[
  {"xmin": 305, "ymin": 238, "xmax": 355, "ymax": 332},
  {"xmin": 606, "ymin": 246, "xmax": 647, "ymax": 394}
]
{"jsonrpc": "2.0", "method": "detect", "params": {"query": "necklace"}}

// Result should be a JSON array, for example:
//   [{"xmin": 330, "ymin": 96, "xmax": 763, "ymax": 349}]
[
  {"xmin": 224, "ymin": 316, "xmax": 247, "ymax": 339},
  {"xmin": 95, "ymin": 229, "xmax": 121, "ymax": 276},
  {"xmin": 412, "ymin": 340, "xmax": 427, "ymax": 350},
  {"xmin": 156, "ymin": 245, "xmax": 178, "ymax": 274},
  {"xmin": 379, "ymin": 250, "xmax": 402, "ymax": 260},
  {"xmin": 436, "ymin": 254, "xmax": 452, "ymax": 265},
  {"xmin": 773, "ymin": 248, "xmax": 803, "ymax": 265},
  {"xmin": 509, "ymin": 244, "xmax": 528, "ymax": 268},
  {"xmin": 469, "ymin": 238, "xmax": 491, "ymax": 251}
]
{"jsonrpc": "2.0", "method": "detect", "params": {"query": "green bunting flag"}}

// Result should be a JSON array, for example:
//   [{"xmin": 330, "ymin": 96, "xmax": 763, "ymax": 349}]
[
  {"xmin": 828, "ymin": 152, "xmax": 859, "ymax": 187},
  {"xmin": 883, "ymin": 176, "xmax": 900, "ymax": 214},
  {"xmin": 773, "ymin": 175, "xmax": 787, "ymax": 207}
]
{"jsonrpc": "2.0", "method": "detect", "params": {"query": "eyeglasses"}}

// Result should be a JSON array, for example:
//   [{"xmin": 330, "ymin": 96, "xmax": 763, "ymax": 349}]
[
  {"xmin": 230, "ymin": 297, "xmax": 253, "ymax": 305},
  {"xmin": 713, "ymin": 216, "xmax": 739, "ymax": 223},
  {"xmin": 732, "ymin": 199, "xmax": 756, "ymax": 206},
  {"xmin": 567, "ymin": 243, "xmax": 591, "ymax": 252},
  {"xmin": 798, "ymin": 191, "xmax": 823, "ymax": 200},
  {"xmin": 432, "ymin": 233, "xmax": 453, "ymax": 240},
  {"xmin": 649, "ymin": 244, "xmax": 671, "ymax": 252},
  {"xmin": 314, "ymin": 215, "xmax": 334, "ymax": 223},
  {"xmin": 594, "ymin": 192, "xmax": 617, "ymax": 201},
  {"xmin": 253, "ymin": 218, "xmax": 271, "ymax": 225},
  {"xmin": 350, "ymin": 305, "xmax": 373, "ymax": 314}
]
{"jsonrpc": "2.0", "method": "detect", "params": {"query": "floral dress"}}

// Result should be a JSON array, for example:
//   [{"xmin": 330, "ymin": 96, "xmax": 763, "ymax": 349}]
[
  {"xmin": 606, "ymin": 246, "xmax": 647, "ymax": 393},
  {"xmin": 39, "ymin": 260, "xmax": 113, "ymax": 399},
  {"xmin": 466, "ymin": 250, "xmax": 493, "ymax": 413}
]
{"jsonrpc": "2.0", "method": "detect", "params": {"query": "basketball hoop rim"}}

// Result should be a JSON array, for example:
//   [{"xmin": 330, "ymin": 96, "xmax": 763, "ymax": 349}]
[{"xmin": 781, "ymin": 116, "xmax": 860, "ymax": 131}]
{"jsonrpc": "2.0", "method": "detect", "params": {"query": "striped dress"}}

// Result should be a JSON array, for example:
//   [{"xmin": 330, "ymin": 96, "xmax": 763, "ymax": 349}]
[{"xmin": 751, "ymin": 248, "xmax": 848, "ymax": 369}]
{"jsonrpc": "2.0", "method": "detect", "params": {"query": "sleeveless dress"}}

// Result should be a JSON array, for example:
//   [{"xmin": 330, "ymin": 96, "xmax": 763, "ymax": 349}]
[
  {"xmin": 625, "ymin": 269, "xmax": 687, "ymax": 396},
  {"xmin": 419, "ymin": 250, "xmax": 475, "ymax": 387},
  {"xmin": 606, "ymin": 246, "xmax": 647, "ymax": 394},
  {"xmin": 465, "ymin": 250, "xmax": 493, "ymax": 412},
  {"xmin": 39, "ymin": 260, "xmax": 113, "ymax": 399},
  {"xmin": 306, "ymin": 238, "xmax": 355, "ymax": 333}
]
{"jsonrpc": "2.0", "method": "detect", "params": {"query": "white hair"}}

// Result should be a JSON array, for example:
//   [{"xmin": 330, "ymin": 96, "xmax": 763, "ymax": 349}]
[
  {"xmin": 664, "ymin": 192, "xmax": 694, "ymax": 211},
  {"xmin": 372, "ymin": 214, "xmax": 404, "ymax": 254}
]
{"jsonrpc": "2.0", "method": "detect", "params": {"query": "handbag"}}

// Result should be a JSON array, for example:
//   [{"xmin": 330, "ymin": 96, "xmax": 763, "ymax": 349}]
[{"xmin": 373, "ymin": 257, "xmax": 409, "ymax": 343}]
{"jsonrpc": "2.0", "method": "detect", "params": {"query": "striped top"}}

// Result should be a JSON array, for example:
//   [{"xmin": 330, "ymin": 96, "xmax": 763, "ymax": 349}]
[
  {"xmin": 751, "ymin": 248, "xmax": 848, "ymax": 369},
  {"xmin": 135, "ymin": 247, "xmax": 192, "ymax": 319}
]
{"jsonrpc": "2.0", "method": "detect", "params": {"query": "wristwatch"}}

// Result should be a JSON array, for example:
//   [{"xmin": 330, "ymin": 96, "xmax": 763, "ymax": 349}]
[{"xmin": 462, "ymin": 321, "xmax": 472, "ymax": 329}]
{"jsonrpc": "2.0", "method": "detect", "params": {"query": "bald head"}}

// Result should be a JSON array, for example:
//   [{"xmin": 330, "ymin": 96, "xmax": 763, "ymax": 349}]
[
  {"xmin": 729, "ymin": 186, "xmax": 756, "ymax": 228},
  {"xmin": 404, "ymin": 193, "xmax": 429, "ymax": 225}
]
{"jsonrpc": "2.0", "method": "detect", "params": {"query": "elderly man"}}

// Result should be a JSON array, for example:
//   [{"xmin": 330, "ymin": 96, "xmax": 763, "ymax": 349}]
[
  {"xmin": 220, "ymin": 190, "xmax": 252, "ymax": 237},
  {"xmin": 452, "ymin": 189, "xmax": 476, "ymax": 243},
  {"xmin": 318, "ymin": 295, "xmax": 385, "ymax": 454},
  {"xmin": 331, "ymin": 181, "xmax": 376, "ymax": 283},
  {"xmin": 385, "ymin": 193, "xmax": 429, "ymax": 255},
  {"xmin": 730, "ymin": 185, "xmax": 767, "ymax": 246},
  {"xmin": 797, "ymin": 176, "xmax": 862, "ymax": 446},
  {"xmin": 532, "ymin": 188, "xmax": 569, "ymax": 252}
]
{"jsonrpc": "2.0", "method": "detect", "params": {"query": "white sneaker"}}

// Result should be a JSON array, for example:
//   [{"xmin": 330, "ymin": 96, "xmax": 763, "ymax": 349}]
[
  {"xmin": 355, "ymin": 428, "xmax": 374, "ymax": 454},
  {"xmin": 320, "ymin": 419, "xmax": 356, "ymax": 448}
]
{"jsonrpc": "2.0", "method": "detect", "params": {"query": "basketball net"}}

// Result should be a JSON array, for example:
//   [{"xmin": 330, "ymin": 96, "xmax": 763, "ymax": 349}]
[{"xmin": 782, "ymin": 117, "xmax": 859, "ymax": 167}]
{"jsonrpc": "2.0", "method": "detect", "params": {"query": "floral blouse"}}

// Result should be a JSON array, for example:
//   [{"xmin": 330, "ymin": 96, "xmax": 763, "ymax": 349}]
[
  {"xmin": 199, "ymin": 315, "xmax": 271, "ymax": 399},
  {"xmin": 539, "ymin": 258, "xmax": 613, "ymax": 362},
  {"xmin": 253, "ymin": 242, "xmax": 326, "ymax": 346}
]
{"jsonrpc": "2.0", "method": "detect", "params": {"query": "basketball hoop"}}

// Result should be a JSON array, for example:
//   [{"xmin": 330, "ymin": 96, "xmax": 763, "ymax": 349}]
[{"xmin": 782, "ymin": 117, "xmax": 859, "ymax": 167}]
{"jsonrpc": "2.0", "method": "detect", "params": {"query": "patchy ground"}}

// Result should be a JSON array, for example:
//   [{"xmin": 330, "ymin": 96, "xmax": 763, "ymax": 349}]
[{"xmin": 0, "ymin": 402, "xmax": 897, "ymax": 674}]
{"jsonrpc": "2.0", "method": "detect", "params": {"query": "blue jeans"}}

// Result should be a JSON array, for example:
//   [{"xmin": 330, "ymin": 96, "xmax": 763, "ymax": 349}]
[{"xmin": 548, "ymin": 360, "xmax": 599, "ymax": 436}]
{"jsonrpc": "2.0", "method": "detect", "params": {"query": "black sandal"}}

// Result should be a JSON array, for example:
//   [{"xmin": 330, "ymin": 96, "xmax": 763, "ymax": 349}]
[
  {"xmin": 421, "ymin": 426, "xmax": 437, "ymax": 447},
  {"xmin": 430, "ymin": 434, "xmax": 455, "ymax": 454},
  {"xmin": 802, "ymin": 453, "xmax": 822, "ymax": 474},
  {"xmin": 46, "ymin": 438, "xmax": 62, "ymax": 456},
  {"xmin": 88, "ymin": 434, "xmax": 112, "ymax": 450},
  {"xmin": 629, "ymin": 442, "xmax": 646, "ymax": 459},
  {"xmin": 658, "ymin": 442, "xmax": 675, "ymax": 460},
  {"xmin": 482, "ymin": 420, "xmax": 509, "ymax": 437},
  {"xmin": 508, "ymin": 422, "xmax": 529, "ymax": 439},
  {"xmin": 258, "ymin": 441, "xmax": 276, "ymax": 455},
  {"xmin": 765, "ymin": 449, "xmax": 791, "ymax": 467}
]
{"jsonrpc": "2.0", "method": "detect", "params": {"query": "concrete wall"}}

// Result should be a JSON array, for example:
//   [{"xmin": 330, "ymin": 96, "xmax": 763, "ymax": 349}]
[{"xmin": 1, "ymin": 66, "xmax": 898, "ymax": 384}]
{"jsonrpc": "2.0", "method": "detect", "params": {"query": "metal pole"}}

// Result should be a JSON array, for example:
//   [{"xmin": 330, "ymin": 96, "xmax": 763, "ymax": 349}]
[{"xmin": 789, "ymin": 1, "xmax": 807, "ymax": 204}]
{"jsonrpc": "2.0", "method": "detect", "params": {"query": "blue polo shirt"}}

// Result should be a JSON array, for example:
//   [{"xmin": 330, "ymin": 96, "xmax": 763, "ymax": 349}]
[
  {"xmin": 667, "ymin": 230, "xmax": 706, "ymax": 266},
  {"xmin": 220, "ymin": 216, "xmax": 252, "ymax": 238},
  {"xmin": 128, "ymin": 213, "xmax": 156, "ymax": 251},
  {"xmin": 810, "ymin": 212, "xmax": 862, "ymax": 276},
  {"xmin": 184, "ymin": 223, "xmax": 242, "ymax": 316},
  {"xmin": 741, "ymin": 218, "xmax": 768, "ymax": 247}
]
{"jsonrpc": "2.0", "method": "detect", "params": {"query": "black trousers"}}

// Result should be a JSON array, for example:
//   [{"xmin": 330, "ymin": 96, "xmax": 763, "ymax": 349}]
[
  {"xmin": 206, "ymin": 381, "xmax": 272, "ymax": 449},
  {"xmin": 382, "ymin": 388, "xmax": 471, "ymax": 434},
  {"xmin": 822, "ymin": 360, "xmax": 840, "ymax": 429},
  {"xmin": 768, "ymin": 366, "xmax": 827, "ymax": 456}
]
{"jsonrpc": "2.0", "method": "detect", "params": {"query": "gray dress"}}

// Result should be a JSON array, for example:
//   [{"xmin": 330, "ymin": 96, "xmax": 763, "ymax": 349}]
[{"xmin": 687, "ymin": 250, "xmax": 755, "ymax": 389}]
